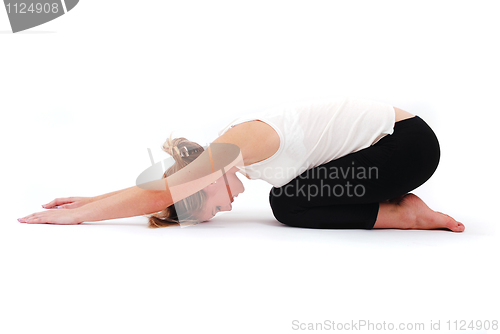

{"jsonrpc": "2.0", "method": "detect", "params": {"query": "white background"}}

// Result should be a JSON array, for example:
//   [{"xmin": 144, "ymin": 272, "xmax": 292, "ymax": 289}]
[{"xmin": 1, "ymin": 1, "xmax": 498, "ymax": 333}]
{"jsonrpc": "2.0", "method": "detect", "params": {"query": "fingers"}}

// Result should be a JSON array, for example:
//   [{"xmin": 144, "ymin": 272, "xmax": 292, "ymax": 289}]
[
  {"xmin": 18, "ymin": 210, "xmax": 81, "ymax": 225},
  {"xmin": 42, "ymin": 199, "xmax": 62, "ymax": 208},
  {"xmin": 25, "ymin": 217, "xmax": 42, "ymax": 224},
  {"xmin": 53, "ymin": 203, "xmax": 76, "ymax": 209},
  {"xmin": 18, "ymin": 212, "xmax": 36, "ymax": 222},
  {"xmin": 18, "ymin": 212, "xmax": 41, "ymax": 223},
  {"xmin": 19, "ymin": 211, "xmax": 50, "ymax": 223},
  {"xmin": 18, "ymin": 213, "xmax": 55, "ymax": 224},
  {"xmin": 42, "ymin": 197, "xmax": 74, "ymax": 209}
]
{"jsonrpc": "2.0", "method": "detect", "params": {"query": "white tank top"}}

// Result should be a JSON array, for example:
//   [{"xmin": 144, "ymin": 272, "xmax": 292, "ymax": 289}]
[{"xmin": 217, "ymin": 96, "xmax": 396, "ymax": 188}]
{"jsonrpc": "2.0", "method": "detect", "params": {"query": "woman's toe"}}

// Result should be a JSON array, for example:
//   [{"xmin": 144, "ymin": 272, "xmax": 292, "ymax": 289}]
[{"xmin": 446, "ymin": 220, "xmax": 465, "ymax": 232}]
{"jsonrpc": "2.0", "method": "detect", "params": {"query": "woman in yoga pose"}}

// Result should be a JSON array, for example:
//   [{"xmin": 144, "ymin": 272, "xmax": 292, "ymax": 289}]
[{"xmin": 18, "ymin": 97, "xmax": 464, "ymax": 232}]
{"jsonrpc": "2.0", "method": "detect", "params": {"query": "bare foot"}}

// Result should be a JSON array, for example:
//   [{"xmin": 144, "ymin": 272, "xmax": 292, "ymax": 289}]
[{"xmin": 399, "ymin": 193, "xmax": 465, "ymax": 232}]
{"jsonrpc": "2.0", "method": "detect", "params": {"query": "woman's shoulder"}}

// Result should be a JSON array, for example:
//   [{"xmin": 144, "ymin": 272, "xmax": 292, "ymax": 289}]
[{"xmin": 213, "ymin": 120, "xmax": 281, "ymax": 166}]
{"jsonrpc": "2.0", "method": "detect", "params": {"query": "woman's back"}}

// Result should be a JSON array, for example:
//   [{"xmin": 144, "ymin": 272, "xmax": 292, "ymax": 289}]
[{"xmin": 215, "ymin": 96, "xmax": 396, "ymax": 187}]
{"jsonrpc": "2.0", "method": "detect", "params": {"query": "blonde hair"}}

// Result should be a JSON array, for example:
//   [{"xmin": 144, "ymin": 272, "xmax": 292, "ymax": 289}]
[{"xmin": 147, "ymin": 133, "xmax": 207, "ymax": 228}]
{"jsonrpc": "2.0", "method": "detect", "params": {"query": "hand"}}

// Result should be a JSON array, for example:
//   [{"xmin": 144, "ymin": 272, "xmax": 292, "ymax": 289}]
[
  {"xmin": 42, "ymin": 197, "xmax": 94, "ymax": 209},
  {"xmin": 18, "ymin": 208, "xmax": 83, "ymax": 225}
]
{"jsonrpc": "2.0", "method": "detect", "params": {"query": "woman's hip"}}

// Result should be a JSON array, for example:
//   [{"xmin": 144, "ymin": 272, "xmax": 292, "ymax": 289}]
[{"xmin": 376, "ymin": 115, "xmax": 441, "ymax": 188}]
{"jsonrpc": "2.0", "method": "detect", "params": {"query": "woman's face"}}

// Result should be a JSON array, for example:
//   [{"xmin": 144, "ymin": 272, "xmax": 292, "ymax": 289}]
[{"xmin": 197, "ymin": 166, "xmax": 245, "ymax": 222}]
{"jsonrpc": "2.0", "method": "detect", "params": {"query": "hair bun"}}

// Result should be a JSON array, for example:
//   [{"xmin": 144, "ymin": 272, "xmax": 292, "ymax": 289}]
[
  {"xmin": 161, "ymin": 133, "xmax": 205, "ymax": 166},
  {"xmin": 162, "ymin": 136, "xmax": 180, "ymax": 158},
  {"xmin": 173, "ymin": 146, "xmax": 182, "ymax": 157}
]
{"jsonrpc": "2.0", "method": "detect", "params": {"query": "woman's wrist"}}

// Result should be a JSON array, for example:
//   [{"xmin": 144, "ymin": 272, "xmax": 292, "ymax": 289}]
[
  {"xmin": 87, "ymin": 196, "xmax": 98, "ymax": 204},
  {"xmin": 72, "ymin": 206, "xmax": 87, "ymax": 223}
]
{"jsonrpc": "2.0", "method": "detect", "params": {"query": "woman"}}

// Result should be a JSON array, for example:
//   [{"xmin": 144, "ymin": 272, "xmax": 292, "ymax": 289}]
[{"xmin": 18, "ymin": 97, "xmax": 464, "ymax": 232}]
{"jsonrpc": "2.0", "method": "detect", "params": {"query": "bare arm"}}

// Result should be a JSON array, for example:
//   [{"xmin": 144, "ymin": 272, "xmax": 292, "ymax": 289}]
[
  {"xmin": 42, "ymin": 187, "xmax": 134, "ymax": 210},
  {"xmin": 92, "ymin": 188, "xmax": 132, "ymax": 201},
  {"xmin": 47, "ymin": 122, "xmax": 259, "ymax": 210},
  {"xmin": 72, "ymin": 142, "xmax": 244, "ymax": 222},
  {"xmin": 84, "ymin": 124, "xmax": 256, "ymax": 211},
  {"xmin": 21, "ymin": 178, "xmax": 175, "ymax": 225},
  {"xmin": 20, "ymin": 138, "xmax": 246, "ymax": 225},
  {"xmin": 74, "ymin": 183, "xmax": 172, "ymax": 222}
]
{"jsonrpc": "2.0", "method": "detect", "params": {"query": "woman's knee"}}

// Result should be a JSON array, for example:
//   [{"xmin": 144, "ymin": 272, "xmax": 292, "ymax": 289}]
[
  {"xmin": 269, "ymin": 189, "xmax": 299, "ymax": 226},
  {"xmin": 411, "ymin": 122, "xmax": 441, "ymax": 186}
]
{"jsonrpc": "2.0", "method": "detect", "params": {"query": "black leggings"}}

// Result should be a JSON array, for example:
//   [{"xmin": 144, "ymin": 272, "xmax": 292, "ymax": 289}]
[{"xmin": 268, "ymin": 116, "xmax": 440, "ymax": 229}]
